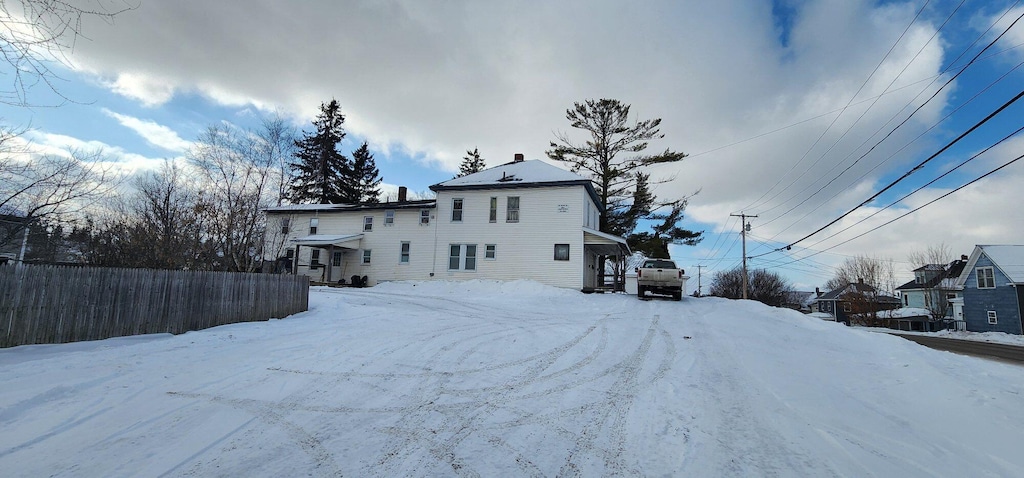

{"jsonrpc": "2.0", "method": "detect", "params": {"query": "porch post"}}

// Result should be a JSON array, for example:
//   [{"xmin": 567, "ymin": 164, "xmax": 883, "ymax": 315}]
[
  {"xmin": 327, "ymin": 245, "xmax": 334, "ymax": 282},
  {"xmin": 293, "ymin": 244, "xmax": 300, "ymax": 275}
]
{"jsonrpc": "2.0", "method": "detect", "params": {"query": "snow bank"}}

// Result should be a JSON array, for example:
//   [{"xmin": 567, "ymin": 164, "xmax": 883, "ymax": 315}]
[{"xmin": 2, "ymin": 283, "xmax": 1023, "ymax": 476}]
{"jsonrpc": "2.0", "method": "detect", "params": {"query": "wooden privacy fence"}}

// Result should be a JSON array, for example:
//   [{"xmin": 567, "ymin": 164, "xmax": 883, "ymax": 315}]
[{"xmin": 0, "ymin": 265, "xmax": 309, "ymax": 348}]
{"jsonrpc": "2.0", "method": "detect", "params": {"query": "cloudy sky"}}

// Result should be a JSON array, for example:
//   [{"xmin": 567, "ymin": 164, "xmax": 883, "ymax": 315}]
[{"xmin": 4, "ymin": 0, "xmax": 1024, "ymax": 290}]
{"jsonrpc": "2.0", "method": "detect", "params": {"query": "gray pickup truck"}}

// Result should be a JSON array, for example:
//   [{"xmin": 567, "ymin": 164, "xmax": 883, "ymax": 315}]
[{"xmin": 636, "ymin": 259, "xmax": 688, "ymax": 301}]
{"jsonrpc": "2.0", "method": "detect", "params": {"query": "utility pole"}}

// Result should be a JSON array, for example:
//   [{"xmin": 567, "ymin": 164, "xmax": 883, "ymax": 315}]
[
  {"xmin": 694, "ymin": 265, "xmax": 705, "ymax": 297},
  {"xmin": 730, "ymin": 213, "xmax": 757, "ymax": 299}
]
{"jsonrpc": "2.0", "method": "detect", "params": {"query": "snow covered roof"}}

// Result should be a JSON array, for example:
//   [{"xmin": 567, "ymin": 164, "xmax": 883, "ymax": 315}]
[
  {"xmin": 431, "ymin": 159, "xmax": 602, "ymax": 209},
  {"xmin": 434, "ymin": 159, "xmax": 587, "ymax": 188},
  {"xmin": 877, "ymin": 308, "xmax": 932, "ymax": 319},
  {"xmin": 956, "ymin": 245, "xmax": 1024, "ymax": 286},
  {"xmin": 265, "ymin": 200, "xmax": 435, "ymax": 213},
  {"xmin": 290, "ymin": 234, "xmax": 363, "ymax": 247}
]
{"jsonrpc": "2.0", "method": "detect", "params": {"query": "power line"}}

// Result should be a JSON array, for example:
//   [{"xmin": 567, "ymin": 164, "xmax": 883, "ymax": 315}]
[
  {"xmin": 783, "ymin": 86, "xmax": 1024, "ymax": 250},
  {"xmin": 737, "ymin": 0, "xmax": 933, "ymax": 213}
]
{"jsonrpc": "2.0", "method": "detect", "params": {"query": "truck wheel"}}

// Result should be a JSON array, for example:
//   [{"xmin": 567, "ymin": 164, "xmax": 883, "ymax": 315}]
[
  {"xmin": 637, "ymin": 286, "xmax": 645, "ymax": 298},
  {"xmin": 673, "ymin": 291, "xmax": 682, "ymax": 301}
]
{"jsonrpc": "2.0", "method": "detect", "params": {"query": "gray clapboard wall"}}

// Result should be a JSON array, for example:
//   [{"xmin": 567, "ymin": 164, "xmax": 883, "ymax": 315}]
[{"xmin": 0, "ymin": 265, "xmax": 309, "ymax": 348}]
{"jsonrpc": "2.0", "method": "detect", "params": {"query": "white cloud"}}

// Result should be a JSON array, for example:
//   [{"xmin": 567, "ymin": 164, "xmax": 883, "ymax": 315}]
[
  {"xmin": 101, "ymin": 109, "xmax": 192, "ymax": 153},
  {"xmin": 54, "ymin": 1, "xmax": 1019, "ymax": 287},
  {"xmin": 106, "ymin": 72, "xmax": 177, "ymax": 107},
  {"xmin": 22, "ymin": 130, "xmax": 174, "ymax": 173}
]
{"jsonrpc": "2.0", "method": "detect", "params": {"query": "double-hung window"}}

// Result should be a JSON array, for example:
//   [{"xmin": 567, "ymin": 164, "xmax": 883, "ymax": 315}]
[
  {"xmin": 452, "ymin": 199, "xmax": 464, "ymax": 222},
  {"xmin": 448, "ymin": 244, "xmax": 477, "ymax": 271},
  {"xmin": 485, "ymin": 244, "xmax": 496, "ymax": 260},
  {"xmin": 281, "ymin": 218, "xmax": 290, "ymax": 234},
  {"xmin": 332, "ymin": 251, "xmax": 342, "ymax": 267},
  {"xmin": 400, "ymin": 242, "xmax": 410, "ymax": 263},
  {"xmin": 506, "ymin": 196, "xmax": 520, "ymax": 223},
  {"xmin": 309, "ymin": 217, "xmax": 319, "ymax": 234},
  {"xmin": 420, "ymin": 209, "xmax": 431, "ymax": 225},
  {"xmin": 362, "ymin": 249, "xmax": 372, "ymax": 265},
  {"xmin": 988, "ymin": 310, "xmax": 998, "ymax": 324},
  {"xmin": 977, "ymin": 267, "xmax": 995, "ymax": 289},
  {"xmin": 385, "ymin": 210, "xmax": 395, "ymax": 226},
  {"xmin": 311, "ymin": 249, "xmax": 321, "ymax": 265},
  {"xmin": 489, "ymin": 197, "xmax": 497, "ymax": 223},
  {"xmin": 363, "ymin": 216, "xmax": 373, "ymax": 232}
]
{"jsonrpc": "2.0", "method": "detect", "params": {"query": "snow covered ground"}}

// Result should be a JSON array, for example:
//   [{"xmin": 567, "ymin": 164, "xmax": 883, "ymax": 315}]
[{"xmin": 2, "ymin": 280, "xmax": 1024, "ymax": 477}]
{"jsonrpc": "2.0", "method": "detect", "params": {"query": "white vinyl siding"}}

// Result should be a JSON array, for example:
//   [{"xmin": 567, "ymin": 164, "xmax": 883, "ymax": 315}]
[{"xmin": 432, "ymin": 186, "xmax": 586, "ymax": 288}]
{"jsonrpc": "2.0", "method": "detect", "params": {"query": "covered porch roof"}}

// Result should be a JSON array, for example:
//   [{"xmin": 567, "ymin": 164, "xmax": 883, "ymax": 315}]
[
  {"xmin": 290, "ymin": 233, "xmax": 364, "ymax": 249},
  {"xmin": 583, "ymin": 227, "xmax": 630, "ymax": 256}
]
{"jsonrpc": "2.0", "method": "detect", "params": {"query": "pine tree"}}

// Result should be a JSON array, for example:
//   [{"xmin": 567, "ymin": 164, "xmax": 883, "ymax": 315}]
[
  {"xmin": 547, "ymin": 98, "xmax": 702, "ymax": 251},
  {"xmin": 457, "ymin": 147, "xmax": 486, "ymax": 177},
  {"xmin": 288, "ymin": 99, "xmax": 350, "ymax": 204},
  {"xmin": 348, "ymin": 142, "xmax": 382, "ymax": 203}
]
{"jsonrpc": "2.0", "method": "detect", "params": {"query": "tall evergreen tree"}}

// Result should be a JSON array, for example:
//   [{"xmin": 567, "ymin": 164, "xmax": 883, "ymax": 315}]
[
  {"xmin": 288, "ymin": 99, "xmax": 350, "ymax": 204},
  {"xmin": 457, "ymin": 147, "xmax": 486, "ymax": 177},
  {"xmin": 348, "ymin": 142, "xmax": 382, "ymax": 203},
  {"xmin": 547, "ymin": 98, "xmax": 702, "ymax": 252}
]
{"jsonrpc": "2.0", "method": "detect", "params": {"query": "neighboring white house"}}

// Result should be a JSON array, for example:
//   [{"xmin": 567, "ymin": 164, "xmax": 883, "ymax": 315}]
[{"xmin": 263, "ymin": 155, "xmax": 630, "ymax": 290}]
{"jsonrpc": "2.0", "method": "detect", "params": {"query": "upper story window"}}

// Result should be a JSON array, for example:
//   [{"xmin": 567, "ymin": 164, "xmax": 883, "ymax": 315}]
[
  {"xmin": 977, "ymin": 267, "xmax": 995, "ymax": 289},
  {"xmin": 385, "ymin": 210, "xmax": 395, "ymax": 226},
  {"xmin": 489, "ymin": 197, "xmax": 497, "ymax": 223},
  {"xmin": 309, "ymin": 217, "xmax": 319, "ymax": 234},
  {"xmin": 363, "ymin": 216, "xmax": 373, "ymax": 232},
  {"xmin": 506, "ymin": 196, "xmax": 520, "ymax": 223},
  {"xmin": 452, "ymin": 198, "xmax": 464, "ymax": 222},
  {"xmin": 281, "ymin": 218, "xmax": 290, "ymax": 234},
  {"xmin": 420, "ymin": 209, "xmax": 430, "ymax": 225}
]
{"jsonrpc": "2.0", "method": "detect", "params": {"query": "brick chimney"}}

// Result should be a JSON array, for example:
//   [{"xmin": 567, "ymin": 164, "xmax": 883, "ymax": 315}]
[
  {"xmin": 514, "ymin": 153, "xmax": 524, "ymax": 163},
  {"xmin": 398, "ymin": 186, "xmax": 408, "ymax": 202},
  {"xmin": 815, "ymin": 287, "xmax": 821, "ymax": 297}
]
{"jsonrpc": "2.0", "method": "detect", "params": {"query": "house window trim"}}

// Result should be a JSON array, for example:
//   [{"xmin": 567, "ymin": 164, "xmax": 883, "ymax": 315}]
[
  {"xmin": 385, "ymin": 210, "xmax": 395, "ymax": 226},
  {"xmin": 842, "ymin": 302, "xmax": 851, "ymax": 313},
  {"xmin": 489, "ymin": 197, "xmax": 497, "ymax": 223},
  {"xmin": 420, "ymin": 209, "xmax": 431, "ymax": 225},
  {"xmin": 451, "ymin": 198, "xmax": 464, "ymax": 222},
  {"xmin": 485, "ymin": 244, "xmax": 496, "ymax": 260},
  {"xmin": 309, "ymin": 217, "xmax": 319, "ymax": 235},
  {"xmin": 311, "ymin": 249, "xmax": 321, "ymax": 266},
  {"xmin": 332, "ymin": 251, "xmax": 342, "ymax": 267},
  {"xmin": 507, "ymin": 196, "xmax": 520, "ymax": 223},
  {"xmin": 988, "ymin": 310, "xmax": 998, "ymax": 324},
  {"xmin": 281, "ymin": 218, "xmax": 290, "ymax": 234},
  {"xmin": 363, "ymin": 216, "xmax": 373, "ymax": 232},
  {"xmin": 400, "ymin": 241, "xmax": 410, "ymax": 264},
  {"xmin": 448, "ymin": 243, "xmax": 478, "ymax": 271},
  {"xmin": 361, "ymin": 249, "xmax": 372, "ymax": 265},
  {"xmin": 554, "ymin": 243, "xmax": 570, "ymax": 261},
  {"xmin": 977, "ymin": 267, "xmax": 995, "ymax": 289}
]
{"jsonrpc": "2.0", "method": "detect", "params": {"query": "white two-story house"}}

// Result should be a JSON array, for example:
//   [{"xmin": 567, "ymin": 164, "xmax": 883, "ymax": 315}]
[{"xmin": 263, "ymin": 155, "xmax": 629, "ymax": 290}]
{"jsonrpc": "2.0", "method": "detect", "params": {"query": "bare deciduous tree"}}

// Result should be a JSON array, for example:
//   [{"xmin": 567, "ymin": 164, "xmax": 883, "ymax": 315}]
[
  {"xmin": 824, "ymin": 254, "xmax": 897, "ymax": 296},
  {"xmin": 0, "ymin": 0, "xmax": 134, "ymax": 105},
  {"xmin": 710, "ymin": 267, "xmax": 790, "ymax": 307},
  {"xmin": 907, "ymin": 243, "xmax": 954, "ymax": 320},
  {"xmin": 0, "ymin": 133, "xmax": 120, "ymax": 253}
]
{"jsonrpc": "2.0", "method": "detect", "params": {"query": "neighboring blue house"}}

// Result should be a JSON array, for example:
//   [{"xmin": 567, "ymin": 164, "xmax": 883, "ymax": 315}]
[{"xmin": 954, "ymin": 245, "xmax": 1024, "ymax": 335}]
